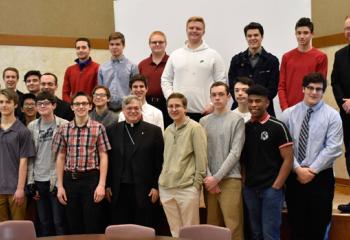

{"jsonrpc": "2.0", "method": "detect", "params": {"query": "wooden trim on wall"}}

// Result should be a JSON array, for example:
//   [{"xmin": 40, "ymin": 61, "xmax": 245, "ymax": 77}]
[
  {"xmin": 313, "ymin": 33, "xmax": 348, "ymax": 48},
  {"xmin": 0, "ymin": 33, "xmax": 347, "ymax": 49},
  {"xmin": 0, "ymin": 34, "xmax": 109, "ymax": 49}
]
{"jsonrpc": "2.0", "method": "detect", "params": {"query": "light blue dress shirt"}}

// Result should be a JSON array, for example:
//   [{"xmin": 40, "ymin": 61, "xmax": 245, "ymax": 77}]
[
  {"xmin": 280, "ymin": 100, "xmax": 343, "ymax": 173},
  {"xmin": 98, "ymin": 55, "xmax": 138, "ymax": 110}
]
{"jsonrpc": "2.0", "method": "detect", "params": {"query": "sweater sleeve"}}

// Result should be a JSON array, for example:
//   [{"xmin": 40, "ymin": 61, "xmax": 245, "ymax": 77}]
[
  {"xmin": 213, "ymin": 51, "xmax": 227, "ymax": 83},
  {"xmin": 62, "ymin": 68, "xmax": 71, "ymax": 103},
  {"xmin": 317, "ymin": 53, "xmax": 328, "ymax": 78},
  {"xmin": 192, "ymin": 125, "xmax": 208, "ymax": 190},
  {"xmin": 161, "ymin": 56, "xmax": 175, "ymax": 99},
  {"xmin": 278, "ymin": 54, "xmax": 289, "ymax": 111},
  {"xmin": 213, "ymin": 118, "xmax": 245, "ymax": 181}
]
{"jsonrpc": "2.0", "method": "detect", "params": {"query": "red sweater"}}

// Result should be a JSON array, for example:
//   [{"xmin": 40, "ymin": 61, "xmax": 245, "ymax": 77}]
[
  {"xmin": 278, "ymin": 48, "xmax": 327, "ymax": 111},
  {"xmin": 62, "ymin": 60, "xmax": 99, "ymax": 102}
]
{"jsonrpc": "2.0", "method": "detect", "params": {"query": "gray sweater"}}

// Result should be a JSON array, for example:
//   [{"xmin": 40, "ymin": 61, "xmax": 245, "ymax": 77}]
[{"xmin": 200, "ymin": 111, "xmax": 245, "ymax": 180}]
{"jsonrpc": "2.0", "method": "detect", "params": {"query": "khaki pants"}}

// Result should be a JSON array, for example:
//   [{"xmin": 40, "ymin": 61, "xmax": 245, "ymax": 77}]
[
  {"xmin": 0, "ymin": 194, "xmax": 27, "ymax": 221},
  {"xmin": 159, "ymin": 185, "xmax": 200, "ymax": 237},
  {"xmin": 206, "ymin": 178, "xmax": 243, "ymax": 240}
]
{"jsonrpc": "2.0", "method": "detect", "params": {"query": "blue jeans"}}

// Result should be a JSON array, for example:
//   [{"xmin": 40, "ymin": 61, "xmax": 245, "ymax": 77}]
[
  {"xmin": 35, "ymin": 181, "xmax": 65, "ymax": 236},
  {"xmin": 243, "ymin": 186, "xmax": 284, "ymax": 240}
]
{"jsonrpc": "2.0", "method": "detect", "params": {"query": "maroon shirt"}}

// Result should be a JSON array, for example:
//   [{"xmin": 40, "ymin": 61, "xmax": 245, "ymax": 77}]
[{"xmin": 138, "ymin": 54, "xmax": 169, "ymax": 98}]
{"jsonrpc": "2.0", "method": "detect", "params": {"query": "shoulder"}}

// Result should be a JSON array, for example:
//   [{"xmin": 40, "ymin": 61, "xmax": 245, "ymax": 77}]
[
  {"xmin": 55, "ymin": 116, "xmax": 69, "ymax": 125},
  {"xmin": 282, "ymin": 48, "xmax": 297, "ymax": 58},
  {"xmin": 322, "ymin": 104, "xmax": 342, "ymax": 121},
  {"xmin": 335, "ymin": 45, "xmax": 349, "ymax": 57}
]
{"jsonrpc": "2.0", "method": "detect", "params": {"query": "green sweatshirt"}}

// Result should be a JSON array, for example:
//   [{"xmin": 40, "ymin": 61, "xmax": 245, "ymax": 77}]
[{"xmin": 159, "ymin": 117, "xmax": 207, "ymax": 190}]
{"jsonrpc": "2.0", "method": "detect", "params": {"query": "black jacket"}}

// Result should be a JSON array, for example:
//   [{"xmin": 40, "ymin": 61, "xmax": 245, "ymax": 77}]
[{"xmin": 228, "ymin": 48, "xmax": 279, "ymax": 116}]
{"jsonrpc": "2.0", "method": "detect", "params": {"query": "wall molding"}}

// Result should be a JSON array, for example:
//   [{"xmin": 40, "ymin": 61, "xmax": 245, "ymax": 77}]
[
  {"xmin": 0, "ymin": 34, "xmax": 108, "ymax": 49},
  {"xmin": 313, "ymin": 33, "xmax": 348, "ymax": 48},
  {"xmin": 0, "ymin": 33, "xmax": 347, "ymax": 49}
]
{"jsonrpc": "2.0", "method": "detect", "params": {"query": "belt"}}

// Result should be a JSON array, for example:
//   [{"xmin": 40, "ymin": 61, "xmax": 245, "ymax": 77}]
[{"xmin": 64, "ymin": 169, "xmax": 99, "ymax": 180}]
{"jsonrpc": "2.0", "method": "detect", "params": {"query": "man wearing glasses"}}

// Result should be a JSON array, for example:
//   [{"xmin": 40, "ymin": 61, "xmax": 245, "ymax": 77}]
[
  {"xmin": 106, "ymin": 95, "xmax": 163, "ymax": 227},
  {"xmin": 281, "ymin": 73, "xmax": 342, "ymax": 240},
  {"xmin": 27, "ymin": 92, "xmax": 68, "ymax": 236},
  {"xmin": 89, "ymin": 85, "xmax": 118, "ymax": 127},
  {"xmin": 139, "ymin": 31, "xmax": 170, "ymax": 126},
  {"xmin": 159, "ymin": 93, "xmax": 207, "ymax": 237},
  {"xmin": 53, "ymin": 92, "xmax": 111, "ymax": 234}
]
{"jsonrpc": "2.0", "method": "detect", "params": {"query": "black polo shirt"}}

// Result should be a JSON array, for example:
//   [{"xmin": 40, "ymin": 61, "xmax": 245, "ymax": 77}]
[{"xmin": 242, "ymin": 114, "xmax": 293, "ymax": 189}]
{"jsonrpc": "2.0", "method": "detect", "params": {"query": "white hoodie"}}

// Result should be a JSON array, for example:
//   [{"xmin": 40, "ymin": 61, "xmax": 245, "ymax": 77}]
[{"xmin": 161, "ymin": 41, "xmax": 226, "ymax": 113}]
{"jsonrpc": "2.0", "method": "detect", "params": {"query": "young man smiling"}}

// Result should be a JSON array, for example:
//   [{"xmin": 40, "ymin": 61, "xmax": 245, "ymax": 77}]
[
  {"xmin": 0, "ymin": 89, "xmax": 35, "ymax": 221},
  {"xmin": 200, "ymin": 82, "xmax": 245, "ymax": 240},
  {"xmin": 118, "ymin": 74, "xmax": 164, "ymax": 131},
  {"xmin": 62, "ymin": 38, "xmax": 99, "ymax": 103},
  {"xmin": 228, "ymin": 22, "xmax": 279, "ymax": 116},
  {"xmin": 161, "ymin": 16, "xmax": 226, "ymax": 122},
  {"xmin": 53, "ymin": 92, "xmax": 111, "ymax": 234},
  {"xmin": 281, "ymin": 73, "xmax": 343, "ymax": 240},
  {"xmin": 24, "ymin": 70, "xmax": 41, "ymax": 96},
  {"xmin": 98, "ymin": 32, "xmax": 138, "ymax": 112},
  {"xmin": 159, "ymin": 93, "xmax": 207, "ymax": 237},
  {"xmin": 27, "ymin": 92, "xmax": 68, "ymax": 236},
  {"xmin": 241, "ymin": 85, "xmax": 293, "ymax": 240},
  {"xmin": 278, "ymin": 18, "xmax": 328, "ymax": 111},
  {"xmin": 89, "ymin": 85, "xmax": 118, "ymax": 127}
]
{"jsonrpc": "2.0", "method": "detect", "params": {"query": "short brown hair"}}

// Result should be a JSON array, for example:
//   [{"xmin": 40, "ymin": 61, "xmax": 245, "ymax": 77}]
[
  {"xmin": 186, "ymin": 16, "xmax": 205, "ymax": 29},
  {"xmin": 71, "ymin": 91, "xmax": 92, "ymax": 105},
  {"xmin": 210, "ymin": 82, "xmax": 229, "ymax": 95},
  {"xmin": 3, "ymin": 67, "xmax": 19, "ymax": 79},
  {"xmin": 108, "ymin": 32, "xmax": 125, "ymax": 45},
  {"xmin": 0, "ymin": 88, "xmax": 19, "ymax": 105},
  {"xmin": 167, "ymin": 92, "xmax": 188, "ymax": 108},
  {"xmin": 129, "ymin": 74, "xmax": 148, "ymax": 89},
  {"xmin": 149, "ymin": 31, "xmax": 167, "ymax": 43},
  {"xmin": 41, "ymin": 72, "xmax": 58, "ymax": 85},
  {"xmin": 75, "ymin": 37, "xmax": 91, "ymax": 48},
  {"xmin": 92, "ymin": 85, "xmax": 111, "ymax": 99}
]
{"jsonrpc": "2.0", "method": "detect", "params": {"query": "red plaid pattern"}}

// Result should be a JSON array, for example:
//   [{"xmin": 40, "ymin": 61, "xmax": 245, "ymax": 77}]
[{"xmin": 52, "ymin": 118, "xmax": 111, "ymax": 172}]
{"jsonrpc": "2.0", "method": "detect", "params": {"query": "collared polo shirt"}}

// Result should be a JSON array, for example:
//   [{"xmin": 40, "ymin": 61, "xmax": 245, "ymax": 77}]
[
  {"xmin": 242, "ymin": 114, "xmax": 293, "ymax": 189},
  {"xmin": 0, "ymin": 119, "xmax": 35, "ymax": 194},
  {"xmin": 139, "ymin": 54, "xmax": 169, "ymax": 98}
]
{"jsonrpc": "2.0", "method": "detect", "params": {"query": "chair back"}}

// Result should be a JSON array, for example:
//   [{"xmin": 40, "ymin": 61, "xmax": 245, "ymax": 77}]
[
  {"xmin": 0, "ymin": 220, "xmax": 36, "ymax": 240},
  {"xmin": 179, "ymin": 224, "xmax": 231, "ymax": 240},
  {"xmin": 105, "ymin": 224, "xmax": 155, "ymax": 239}
]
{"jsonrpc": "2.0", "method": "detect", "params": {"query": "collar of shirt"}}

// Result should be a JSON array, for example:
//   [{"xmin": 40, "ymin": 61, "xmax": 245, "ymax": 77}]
[
  {"xmin": 111, "ymin": 55, "xmax": 125, "ymax": 63},
  {"xmin": 248, "ymin": 47, "xmax": 262, "ymax": 57},
  {"xmin": 70, "ymin": 117, "xmax": 92, "ymax": 128},
  {"xmin": 75, "ymin": 57, "xmax": 92, "ymax": 70},
  {"xmin": 147, "ymin": 53, "xmax": 169, "ymax": 65},
  {"xmin": 0, "ymin": 119, "xmax": 22, "ymax": 133},
  {"xmin": 301, "ymin": 100, "xmax": 324, "ymax": 113},
  {"xmin": 250, "ymin": 112, "xmax": 270, "ymax": 124}
]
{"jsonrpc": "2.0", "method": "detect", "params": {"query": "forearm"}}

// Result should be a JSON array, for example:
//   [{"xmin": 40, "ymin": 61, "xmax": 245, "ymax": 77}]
[
  {"xmin": 17, "ymin": 158, "xmax": 28, "ymax": 190},
  {"xmin": 98, "ymin": 152, "xmax": 108, "ymax": 187},
  {"xmin": 56, "ymin": 153, "xmax": 66, "ymax": 188}
]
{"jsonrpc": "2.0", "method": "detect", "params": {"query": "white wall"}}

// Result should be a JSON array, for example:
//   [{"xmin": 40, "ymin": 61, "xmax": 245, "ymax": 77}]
[{"xmin": 114, "ymin": 0, "xmax": 311, "ymax": 65}]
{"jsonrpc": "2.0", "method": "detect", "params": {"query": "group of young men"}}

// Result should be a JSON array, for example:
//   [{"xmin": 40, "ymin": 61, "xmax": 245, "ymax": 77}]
[{"xmin": 0, "ymin": 14, "xmax": 349, "ymax": 240}]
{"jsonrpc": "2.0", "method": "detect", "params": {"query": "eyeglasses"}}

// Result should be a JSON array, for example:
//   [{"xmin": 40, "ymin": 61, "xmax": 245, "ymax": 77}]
[
  {"xmin": 36, "ymin": 101, "xmax": 52, "ymax": 107},
  {"xmin": 93, "ymin": 93, "xmax": 107, "ymax": 98},
  {"xmin": 150, "ymin": 41, "xmax": 165, "ymax": 45},
  {"xmin": 72, "ymin": 102, "xmax": 90, "ymax": 107},
  {"xmin": 23, "ymin": 103, "xmax": 36, "ymax": 108},
  {"xmin": 125, "ymin": 106, "xmax": 141, "ymax": 112},
  {"xmin": 167, "ymin": 104, "xmax": 184, "ymax": 110},
  {"xmin": 305, "ymin": 86, "xmax": 323, "ymax": 93}
]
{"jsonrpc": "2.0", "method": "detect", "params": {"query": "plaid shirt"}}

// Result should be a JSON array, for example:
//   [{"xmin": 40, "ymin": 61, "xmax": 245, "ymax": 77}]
[{"xmin": 52, "ymin": 118, "xmax": 111, "ymax": 172}]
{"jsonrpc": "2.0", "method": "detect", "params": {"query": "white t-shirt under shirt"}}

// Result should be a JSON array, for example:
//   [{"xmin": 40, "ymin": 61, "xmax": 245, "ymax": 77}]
[{"xmin": 232, "ymin": 108, "xmax": 251, "ymax": 123}]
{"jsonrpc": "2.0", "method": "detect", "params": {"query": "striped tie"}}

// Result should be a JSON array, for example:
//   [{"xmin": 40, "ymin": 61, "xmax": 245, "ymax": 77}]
[{"xmin": 297, "ymin": 108, "xmax": 313, "ymax": 163}]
